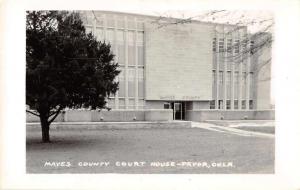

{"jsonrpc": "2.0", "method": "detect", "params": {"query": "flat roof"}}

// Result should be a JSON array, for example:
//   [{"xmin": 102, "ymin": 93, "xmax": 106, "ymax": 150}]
[{"xmin": 80, "ymin": 10, "xmax": 247, "ymax": 29}]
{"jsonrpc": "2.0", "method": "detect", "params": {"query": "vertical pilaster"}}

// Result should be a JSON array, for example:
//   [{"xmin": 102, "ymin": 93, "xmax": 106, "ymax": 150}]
[
  {"xmin": 215, "ymin": 28, "xmax": 219, "ymax": 109},
  {"xmin": 113, "ymin": 15, "xmax": 119, "ymax": 109},
  {"xmin": 124, "ymin": 16, "xmax": 129, "ymax": 109},
  {"xmin": 223, "ymin": 26, "xmax": 227, "ymax": 110},
  {"xmin": 238, "ymin": 31, "xmax": 243, "ymax": 110},
  {"xmin": 246, "ymin": 34, "xmax": 251, "ymax": 110},
  {"xmin": 134, "ymin": 18, "xmax": 139, "ymax": 110}
]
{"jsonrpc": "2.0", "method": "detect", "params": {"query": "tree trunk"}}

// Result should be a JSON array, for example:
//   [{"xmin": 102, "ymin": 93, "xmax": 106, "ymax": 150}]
[{"xmin": 40, "ymin": 114, "xmax": 50, "ymax": 143}]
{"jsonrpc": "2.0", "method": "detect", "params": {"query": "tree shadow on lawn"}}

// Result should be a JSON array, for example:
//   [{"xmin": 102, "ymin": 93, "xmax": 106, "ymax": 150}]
[{"xmin": 26, "ymin": 132, "xmax": 121, "ymax": 152}]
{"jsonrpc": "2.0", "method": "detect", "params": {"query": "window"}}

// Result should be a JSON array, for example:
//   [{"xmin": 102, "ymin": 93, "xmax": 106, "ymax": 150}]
[
  {"xmin": 137, "ymin": 46, "xmax": 144, "ymax": 66},
  {"xmin": 249, "ymin": 100, "xmax": 254, "ymax": 109},
  {"xmin": 127, "ymin": 19, "xmax": 135, "ymax": 29},
  {"xmin": 219, "ymin": 71, "xmax": 224, "ymax": 99},
  {"xmin": 226, "ymin": 100, "xmax": 231, "ymax": 110},
  {"xmin": 128, "ymin": 31, "xmax": 134, "ymax": 44},
  {"xmin": 118, "ymin": 69, "xmax": 125, "ymax": 97},
  {"xmin": 226, "ymin": 71, "xmax": 231, "ymax": 99},
  {"xmin": 117, "ymin": 30, "xmax": 124, "ymax": 42},
  {"xmin": 212, "ymin": 38, "xmax": 216, "ymax": 52},
  {"xmin": 128, "ymin": 45, "xmax": 135, "ymax": 66},
  {"xmin": 219, "ymin": 38, "xmax": 224, "ymax": 52},
  {"xmin": 137, "ymin": 21, "xmax": 144, "ymax": 30},
  {"xmin": 242, "ymin": 39, "xmax": 248, "ymax": 51},
  {"xmin": 227, "ymin": 39, "xmax": 232, "ymax": 53},
  {"xmin": 128, "ymin": 69, "xmax": 135, "ymax": 98},
  {"xmin": 164, "ymin": 103, "xmax": 171, "ymax": 109},
  {"xmin": 234, "ymin": 72, "xmax": 239, "ymax": 99},
  {"xmin": 234, "ymin": 100, "xmax": 238, "ymax": 109},
  {"xmin": 250, "ymin": 40, "xmax": 255, "ymax": 54},
  {"xmin": 119, "ymin": 98, "xmax": 125, "ymax": 109},
  {"xmin": 218, "ymin": 100, "xmax": 223, "ymax": 109},
  {"xmin": 95, "ymin": 28, "xmax": 104, "ymax": 41},
  {"xmin": 242, "ymin": 100, "xmax": 246, "ymax": 109},
  {"xmin": 234, "ymin": 39, "xmax": 240, "ymax": 54},
  {"xmin": 137, "ymin": 32, "xmax": 144, "ymax": 43},
  {"xmin": 107, "ymin": 18, "xmax": 115, "ymax": 28},
  {"xmin": 138, "ymin": 68, "xmax": 144, "ymax": 98},
  {"xmin": 242, "ymin": 72, "xmax": 247, "ymax": 99},
  {"xmin": 138, "ymin": 99, "xmax": 145, "ymax": 109},
  {"xmin": 128, "ymin": 99, "xmax": 135, "ymax": 109},
  {"xmin": 210, "ymin": 100, "xmax": 215, "ymax": 109},
  {"xmin": 212, "ymin": 71, "xmax": 216, "ymax": 100},
  {"xmin": 117, "ymin": 19, "xmax": 125, "ymax": 28},
  {"xmin": 117, "ymin": 45, "xmax": 125, "ymax": 65},
  {"xmin": 106, "ymin": 29, "xmax": 114, "ymax": 43},
  {"xmin": 249, "ymin": 72, "xmax": 254, "ymax": 99},
  {"xmin": 96, "ymin": 17, "xmax": 104, "ymax": 26}
]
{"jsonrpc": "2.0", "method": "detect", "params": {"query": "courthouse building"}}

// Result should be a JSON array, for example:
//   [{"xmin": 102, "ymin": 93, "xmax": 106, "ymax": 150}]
[
  {"xmin": 27, "ymin": 11, "xmax": 274, "ymax": 122},
  {"xmin": 75, "ymin": 11, "xmax": 274, "ymax": 121}
]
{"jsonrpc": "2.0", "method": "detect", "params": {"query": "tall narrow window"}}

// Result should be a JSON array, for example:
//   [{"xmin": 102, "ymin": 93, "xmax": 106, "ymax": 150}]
[
  {"xmin": 138, "ymin": 68, "xmax": 144, "ymax": 98},
  {"xmin": 118, "ymin": 68, "xmax": 125, "ymax": 97},
  {"xmin": 210, "ymin": 100, "xmax": 215, "ymax": 109},
  {"xmin": 137, "ymin": 46, "xmax": 144, "ymax": 66},
  {"xmin": 95, "ymin": 28, "xmax": 104, "ymax": 41},
  {"xmin": 219, "ymin": 38, "xmax": 224, "ymax": 52},
  {"xmin": 212, "ymin": 38, "xmax": 216, "ymax": 52},
  {"xmin": 212, "ymin": 70, "xmax": 216, "ymax": 100},
  {"xmin": 250, "ymin": 40, "xmax": 255, "ymax": 54},
  {"xmin": 227, "ymin": 39, "xmax": 232, "ymax": 53},
  {"xmin": 234, "ymin": 39, "xmax": 240, "ymax": 54},
  {"xmin": 249, "ymin": 72, "xmax": 254, "ymax": 99},
  {"xmin": 226, "ymin": 71, "xmax": 231, "ymax": 99},
  {"xmin": 128, "ymin": 69, "xmax": 135, "ymax": 98},
  {"xmin": 106, "ymin": 29, "xmax": 114, "ymax": 43},
  {"xmin": 218, "ymin": 71, "xmax": 224, "ymax": 99},
  {"xmin": 128, "ymin": 45, "xmax": 135, "ymax": 66},
  {"xmin": 242, "ymin": 72, "xmax": 247, "ymax": 99},
  {"xmin": 117, "ymin": 45, "xmax": 125, "ymax": 65},
  {"xmin": 234, "ymin": 72, "xmax": 239, "ymax": 99}
]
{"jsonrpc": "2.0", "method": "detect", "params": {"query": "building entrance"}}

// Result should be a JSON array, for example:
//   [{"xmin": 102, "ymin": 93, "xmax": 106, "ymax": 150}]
[{"xmin": 164, "ymin": 102, "xmax": 186, "ymax": 120}]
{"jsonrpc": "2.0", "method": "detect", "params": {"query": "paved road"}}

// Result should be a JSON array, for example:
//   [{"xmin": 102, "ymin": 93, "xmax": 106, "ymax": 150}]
[{"xmin": 26, "ymin": 126, "xmax": 274, "ymax": 174}]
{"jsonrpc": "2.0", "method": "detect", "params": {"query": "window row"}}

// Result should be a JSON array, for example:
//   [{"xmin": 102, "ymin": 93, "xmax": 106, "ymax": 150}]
[
  {"xmin": 86, "ymin": 27, "xmax": 144, "ymax": 66},
  {"xmin": 213, "ymin": 38, "xmax": 254, "ymax": 54},
  {"xmin": 212, "ymin": 71, "xmax": 254, "ymax": 101},
  {"xmin": 107, "ymin": 98, "xmax": 145, "ymax": 110},
  {"xmin": 117, "ymin": 67, "xmax": 144, "ymax": 99},
  {"xmin": 84, "ymin": 14, "xmax": 144, "ymax": 30},
  {"xmin": 85, "ymin": 27, "xmax": 144, "ymax": 44},
  {"xmin": 210, "ymin": 100, "xmax": 254, "ymax": 110}
]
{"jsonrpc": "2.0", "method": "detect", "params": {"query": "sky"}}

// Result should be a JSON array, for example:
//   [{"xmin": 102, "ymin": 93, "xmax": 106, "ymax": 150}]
[{"xmin": 126, "ymin": 10, "xmax": 274, "ymax": 33}]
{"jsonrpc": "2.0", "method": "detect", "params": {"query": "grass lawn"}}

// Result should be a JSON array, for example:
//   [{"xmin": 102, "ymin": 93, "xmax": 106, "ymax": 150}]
[
  {"xmin": 26, "ymin": 127, "xmax": 274, "ymax": 174},
  {"xmin": 235, "ymin": 126, "xmax": 275, "ymax": 134}
]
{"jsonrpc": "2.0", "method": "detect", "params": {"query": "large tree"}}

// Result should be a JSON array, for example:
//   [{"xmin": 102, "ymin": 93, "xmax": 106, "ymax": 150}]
[{"xmin": 26, "ymin": 11, "xmax": 120, "ymax": 142}]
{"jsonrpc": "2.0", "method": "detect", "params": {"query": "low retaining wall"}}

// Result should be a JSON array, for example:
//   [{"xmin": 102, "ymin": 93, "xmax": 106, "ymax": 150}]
[
  {"xmin": 145, "ymin": 109, "xmax": 173, "ymax": 121},
  {"xmin": 26, "ymin": 121, "xmax": 192, "ymax": 130},
  {"xmin": 26, "ymin": 112, "xmax": 64, "ymax": 122},
  {"xmin": 26, "ymin": 109, "xmax": 171, "ymax": 122},
  {"xmin": 186, "ymin": 110, "xmax": 275, "ymax": 121}
]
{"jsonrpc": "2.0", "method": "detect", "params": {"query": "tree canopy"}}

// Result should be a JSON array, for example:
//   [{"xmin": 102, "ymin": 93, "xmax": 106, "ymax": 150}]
[{"xmin": 26, "ymin": 11, "xmax": 120, "ymax": 142}]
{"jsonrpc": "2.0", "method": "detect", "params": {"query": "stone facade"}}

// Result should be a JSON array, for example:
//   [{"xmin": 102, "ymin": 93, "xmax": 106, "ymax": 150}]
[{"xmin": 145, "ymin": 22, "xmax": 213, "ymax": 101}]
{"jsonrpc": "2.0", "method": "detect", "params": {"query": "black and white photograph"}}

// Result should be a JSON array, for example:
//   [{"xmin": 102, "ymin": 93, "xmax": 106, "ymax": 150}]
[
  {"xmin": 25, "ymin": 10, "xmax": 275, "ymax": 174},
  {"xmin": 1, "ymin": 0, "xmax": 300, "ymax": 189}
]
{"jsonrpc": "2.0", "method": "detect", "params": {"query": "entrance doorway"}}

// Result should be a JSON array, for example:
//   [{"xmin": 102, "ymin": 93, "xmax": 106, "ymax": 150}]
[{"xmin": 164, "ymin": 102, "xmax": 186, "ymax": 120}]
